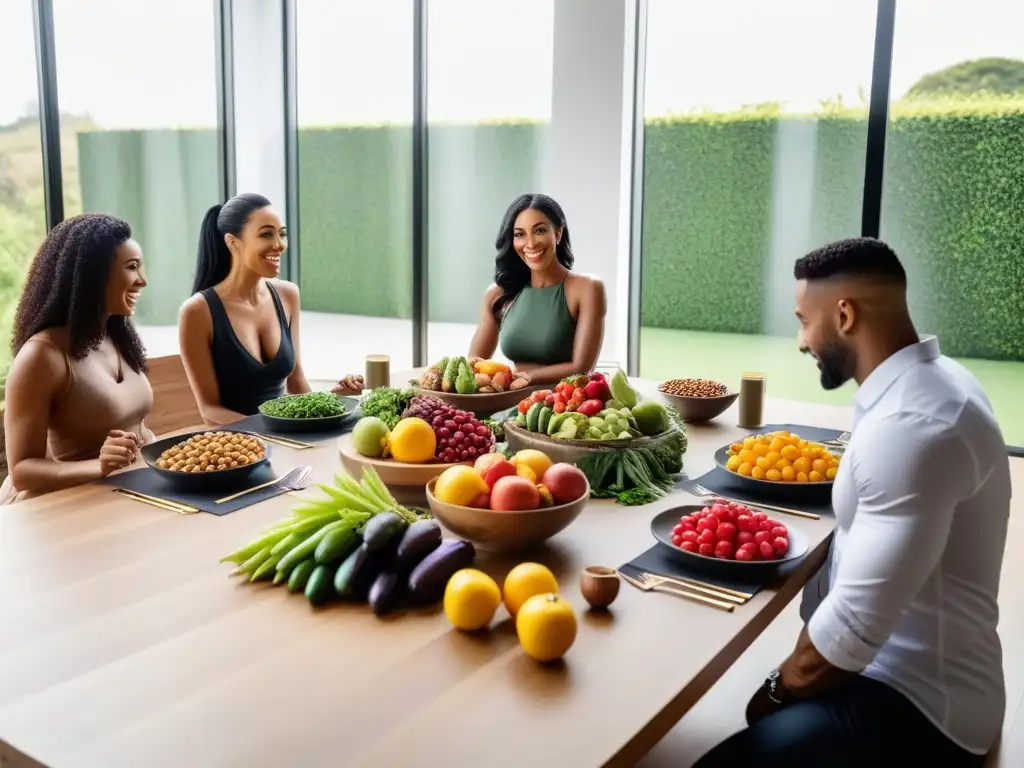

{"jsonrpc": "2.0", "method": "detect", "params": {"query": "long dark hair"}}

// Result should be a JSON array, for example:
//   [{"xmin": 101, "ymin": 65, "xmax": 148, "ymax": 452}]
[
  {"xmin": 193, "ymin": 192, "xmax": 272, "ymax": 293},
  {"xmin": 12, "ymin": 212, "xmax": 147, "ymax": 373},
  {"xmin": 491, "ymin": 193, "xmax": 574, "ymax": 323}
]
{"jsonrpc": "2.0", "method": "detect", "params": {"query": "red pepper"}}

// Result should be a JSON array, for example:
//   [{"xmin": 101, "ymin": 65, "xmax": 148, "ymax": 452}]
[
  {"xmin": 584, "ymin": 380, "xmax": 610, "ymax": 402},
  {"xmin": 577, "ymin": 399, "xmax": 604, "ymax": 417},
  {"xmin": 590, "ymin": 371, "xmax": 606, "ymax": 382}
]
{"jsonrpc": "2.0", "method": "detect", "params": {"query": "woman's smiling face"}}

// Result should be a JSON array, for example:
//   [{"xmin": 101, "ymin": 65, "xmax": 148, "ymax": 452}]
[{"xmin": 513, "ymin": 207, "xmax": 562, "ymax": 272}]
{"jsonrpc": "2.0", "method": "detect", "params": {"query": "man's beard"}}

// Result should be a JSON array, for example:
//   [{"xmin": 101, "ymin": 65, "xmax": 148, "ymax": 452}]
[{"xmin": 811, "ymin": 340, "xmax": 855, "ymax": 391}]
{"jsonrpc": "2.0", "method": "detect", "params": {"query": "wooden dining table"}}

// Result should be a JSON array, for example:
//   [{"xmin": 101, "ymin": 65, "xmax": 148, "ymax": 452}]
[{"xmin": 0, "ymin": 380, "xmax": 852, "ymax": 768}]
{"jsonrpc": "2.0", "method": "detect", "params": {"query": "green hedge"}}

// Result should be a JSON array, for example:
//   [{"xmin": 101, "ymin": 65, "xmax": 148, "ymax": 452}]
[{"xmin": 78, "ymin": 103, "xmax": 1024, "ymax": 361}]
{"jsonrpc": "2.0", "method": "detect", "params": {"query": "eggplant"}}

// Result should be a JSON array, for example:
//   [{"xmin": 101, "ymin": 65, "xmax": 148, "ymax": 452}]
[
  {"xmin": 334, "ymin": 546, "xmax": 385, "ymax": 602},
  {"xmin": 394, "ymin": 519, "xmax": 442, "ymax": 571},
  {"xmin": 368, "ymin": 566, "xmax": 405, "ymax": 616},
  {"xmin": 361, "ymin": 512, "xmax": 407, "ymax": 554},
  {"xmin": 407, "ymin": 539, "xmax": 476, "ymax": 604}
]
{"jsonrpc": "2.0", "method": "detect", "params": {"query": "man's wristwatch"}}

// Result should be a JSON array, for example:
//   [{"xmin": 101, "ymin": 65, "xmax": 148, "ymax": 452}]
[{"xmin": 764, "ymin": 668, "xmax": 786, "ymax": 705}]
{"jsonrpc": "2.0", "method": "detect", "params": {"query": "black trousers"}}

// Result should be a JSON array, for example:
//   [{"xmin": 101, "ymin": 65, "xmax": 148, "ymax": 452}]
[{"xmin": 693, "ymin": 675, "xmax": 987, "ymax": 768}]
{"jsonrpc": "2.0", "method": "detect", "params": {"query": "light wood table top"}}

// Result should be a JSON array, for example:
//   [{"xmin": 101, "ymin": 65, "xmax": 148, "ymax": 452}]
[{"xmin": 0, "ymin": 384, "xmax": 852, "ymax": 768}]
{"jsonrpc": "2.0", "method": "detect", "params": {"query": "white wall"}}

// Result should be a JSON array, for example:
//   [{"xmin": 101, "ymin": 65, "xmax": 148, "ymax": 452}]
[{"xmin": 546, "ymin": 0, "xmax": 636, "ymax": 370}]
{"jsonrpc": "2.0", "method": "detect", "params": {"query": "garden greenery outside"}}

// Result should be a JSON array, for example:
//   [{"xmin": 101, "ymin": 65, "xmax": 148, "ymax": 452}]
[{"xmin": 1, "ymin": 90, "xmax": 1022, "ymax": 441}]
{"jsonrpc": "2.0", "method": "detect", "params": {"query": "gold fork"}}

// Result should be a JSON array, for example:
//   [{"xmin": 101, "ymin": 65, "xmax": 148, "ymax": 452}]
[
  {"xmin": 619, "ymin": 571, "xmax": 734, "ymax": 612},
  {"xmin": 641, "ymin": 572, "xmax": 749, "ymax": 604},
  {"xmin": 690, "ymin": 483, "xmax": 821, "ymax": 521},
  {"xmin": 114, "ymin": 488, "xmax": 198, "ymax": 515}
]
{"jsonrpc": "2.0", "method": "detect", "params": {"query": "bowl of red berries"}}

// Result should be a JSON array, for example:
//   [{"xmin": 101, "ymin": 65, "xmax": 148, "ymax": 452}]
[{"xmin": 650, "ymin": 500, "xmax": 809, "ymax": 571}]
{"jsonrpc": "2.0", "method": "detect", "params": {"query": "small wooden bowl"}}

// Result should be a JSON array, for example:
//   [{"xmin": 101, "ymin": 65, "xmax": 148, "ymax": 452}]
[
  {"xmin": 424, "ymin": 477, "xmax": 589, "ymax": 552},
  {"xmin": 580, "ymin": 566, "xmax": 620, "ymax": 609},
  {"xmin": 658, "ymin": 389, "xmax": 738, "ymax": 423},
  {"xmin": 338, "ymin": 441, "xmax": 468, "ymax": 490},
  {"xmin": 412, "ymin": 385, "xmax": 544, "ymax": 416}
]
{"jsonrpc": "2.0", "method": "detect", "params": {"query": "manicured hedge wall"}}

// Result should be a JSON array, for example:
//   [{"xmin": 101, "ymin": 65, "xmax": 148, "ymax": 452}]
[{"xmin": 79, "ymin": 104, "xmax": 1024, "ymax": 361}]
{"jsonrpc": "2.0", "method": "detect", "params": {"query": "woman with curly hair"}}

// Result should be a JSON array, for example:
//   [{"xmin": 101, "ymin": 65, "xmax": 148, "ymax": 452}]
[
  {"xmin": 468, "ymin": 193, "xmax": 606, "ymax": 384},
  {"xmin": 1, "ymin": 213, "xmax": 153, "ymax": 503},
  {"xmin": 179, "ymin": 193, "xmax": 362, "ymax": 426}
]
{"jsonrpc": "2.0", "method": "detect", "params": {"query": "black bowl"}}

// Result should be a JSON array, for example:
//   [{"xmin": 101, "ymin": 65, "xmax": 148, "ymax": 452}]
[
  {"xmin": 650, "ymin": 504, "xmax": 809, "ymax": 574},
  {"xmin": 142, "ymin": 430, "xmax": 272, "ymax": 492},
  {"xmin": 258, "ymin": 395, "xmax": 360, "ymax": 434}
]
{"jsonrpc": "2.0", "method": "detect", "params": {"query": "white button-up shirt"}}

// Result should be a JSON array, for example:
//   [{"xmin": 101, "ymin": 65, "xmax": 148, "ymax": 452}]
[{"xmin": 807, "ymin": 336, "xmax": 1011, "ymax": 754}]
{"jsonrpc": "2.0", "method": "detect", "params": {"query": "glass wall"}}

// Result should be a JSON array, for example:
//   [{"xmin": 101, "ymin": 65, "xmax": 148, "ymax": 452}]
[
  {"xmin": 51, "ymin": 0, "xmax": 223, "ymax": 357},
  {"xmin": 638, "ymin": 0, "xmax": 875, "ymax": 403},
  {"xmin": 881, "ymin": 0, "xmax": 1024, "ymax": 445},
  {"xmin": 425, "ymin": 0, "xmax": 554, "ymax": 364},
  {"xmin": 295, "ymin": 0, "xmax": 414, "ymax": 378},
  {"xmin": 0, "ymin": 1, "xmax": 46, "ymax": 385}
]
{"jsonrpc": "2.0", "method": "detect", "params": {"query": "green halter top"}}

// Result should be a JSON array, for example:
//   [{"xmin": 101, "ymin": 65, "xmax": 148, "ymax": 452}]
[{"xmin": 499, "ymin": 282, "xmax": 577, "ymax": 365}]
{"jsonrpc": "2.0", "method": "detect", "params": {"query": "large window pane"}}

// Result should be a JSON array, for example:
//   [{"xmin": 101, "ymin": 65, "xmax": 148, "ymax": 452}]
[
  {"xmin": 426, "ymin": 0, "xmax": 554, "ymax": 361},
  {"xmin": 52, "ymin": 0, "xmax": 222, "ymax": 357},
  {"xmin": 296, "ymin": 0, "xmax": 413, "ymax": 378},
  {"xmin": 881, "ymin": 0, "xmax": 1024, "ymax": 445},
  {"xmin": 0, "ymin": 1, "xmax": 46, "ymax": 387},
  {"xmin": 639, "ymin": 1, "xmax": 875, "ymax": 403}
]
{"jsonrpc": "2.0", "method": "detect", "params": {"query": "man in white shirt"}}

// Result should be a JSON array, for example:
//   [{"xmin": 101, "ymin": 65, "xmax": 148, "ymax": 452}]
[{"xmin": 696, "ymin": 238, "xmax": 1011, "ymax": 767}]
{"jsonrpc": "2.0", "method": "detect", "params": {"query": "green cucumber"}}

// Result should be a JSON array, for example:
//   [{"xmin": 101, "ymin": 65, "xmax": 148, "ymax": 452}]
[
  {"xmin": 287, "ymin": 558, "xmax": 317, "ymax": 592},
  {"xmin": 516, "ymin": 412, "xmax": 527, "ymax": 426},
  {"xmin": 305, "ymin": 563, "xmax": 338, "ymax": 607},
  {"xmin": 276, "ymin": 520, "xmax": 346, "ymax": 574},
  {"xmin": 538, "ymin": 406, "xmax": 553, "ymax": 434},
  {"xmin": 526, "ymin": 402, "xmax": 544, "ymax": 432},
  {"xmin": 314, "ymin": 526, "xmax": 360, "ymax": 565}
]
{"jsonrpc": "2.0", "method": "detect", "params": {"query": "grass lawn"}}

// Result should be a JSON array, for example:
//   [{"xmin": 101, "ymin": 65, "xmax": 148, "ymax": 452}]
[{"xmin": 640, "ymin": 328, "xmax": 1024, "ymax": 447}]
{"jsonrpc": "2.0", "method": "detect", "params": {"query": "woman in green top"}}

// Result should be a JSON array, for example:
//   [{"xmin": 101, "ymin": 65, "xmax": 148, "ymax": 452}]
[{"xmin": 469, "ymin": 193, "xmax": 606, "ymax": 384}]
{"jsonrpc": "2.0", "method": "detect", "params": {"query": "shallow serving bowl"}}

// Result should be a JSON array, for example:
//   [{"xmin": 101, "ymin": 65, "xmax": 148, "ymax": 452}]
[
  {"xmin": 503, "ymin": 420, "xmax": 677, "ymax": 466},
  {"xmin": 658, "ymin": 389, "xmax": 739, "ymax": 423},
  {"xmin": 412, "ymin": 385, "xmax": 544, "ymax": 415},
  {"xmin": 425, "ymin": 476, "xmax": 589, "ymax": 552},
  {"xmin": 142, "ymin": 430, "xmax": 271, "ymax": 492},
  {"xmin": 258, "ymin": 395, "xmax": 360, "ymax": 434},
  {"xmin": 339, "ymin": 440, "xmax": 467, "ymax": 493}
]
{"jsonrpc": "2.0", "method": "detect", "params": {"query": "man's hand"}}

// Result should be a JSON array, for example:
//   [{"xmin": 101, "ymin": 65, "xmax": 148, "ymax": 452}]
[{"xmin": 331, "ymin": 374, "xmax": 365, "ymax": 395}]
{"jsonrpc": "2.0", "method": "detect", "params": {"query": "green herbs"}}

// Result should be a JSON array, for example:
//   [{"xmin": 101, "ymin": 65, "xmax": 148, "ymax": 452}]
[
  {"xmin": 359, "ymin": 387, "xmax": 414, "ymax": 429},
  {"xmin": 482, "ymin": 417, "xmax": 505, "ymax": 442},
  {"xmin": 573, "ymin": 426, "xmax": 686, "ymax": 506},
  {"xmin": 260, "ymin": 391, "xmax": 347, "ymax": 419}
]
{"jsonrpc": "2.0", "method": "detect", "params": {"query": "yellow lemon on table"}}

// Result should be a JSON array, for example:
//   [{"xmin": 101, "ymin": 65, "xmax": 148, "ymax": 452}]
[
  {"xmin": 509, "ymin": 449, "xmax": 553, "ymax": 480},
  {"xmin": 388, "ymin": 417, "xmax": 436, "ymax": 463},
  {"xmin": 503, "ymin": 562, "xmax": 558, "ymax": 617},
  {"xmin": 516, "ymin": 593, "xmax": 577, "ymax": 663},
  {"xmin": 444, "ymin": 569, "xmax": 502, "ymax": 631},
  {"xmin": 434, "ymin": 465, "xmax": 489, "ymax": 506}
]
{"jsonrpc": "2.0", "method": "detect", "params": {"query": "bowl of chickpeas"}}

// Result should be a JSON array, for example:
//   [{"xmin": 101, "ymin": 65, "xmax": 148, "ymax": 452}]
[
  {"xmin": 142, "ymin": 430, "xmax": 270, "ymax": 490},
  {"xmin": 715, "ymin": 430, "xmax": 840, "ymax": 489}
]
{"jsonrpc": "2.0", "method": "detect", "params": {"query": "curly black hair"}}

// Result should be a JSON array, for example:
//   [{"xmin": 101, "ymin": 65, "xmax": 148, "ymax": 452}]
[{"xmin": 12, "ymin": 212, "xmax": 148, "ymax": 373}]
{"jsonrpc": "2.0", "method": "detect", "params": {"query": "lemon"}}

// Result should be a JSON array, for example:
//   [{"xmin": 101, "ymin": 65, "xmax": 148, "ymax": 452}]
[
  {"xmin": 388, "ymin": 417, "xmax": 436, "ymax": 463},
  {"xmin": 516, "ymin": 593, "xmax": 577, "ymax": 662},
  {"xmin": 444, "ymin": 569, "xmax": 502, "ymax": 631},
  {"xmin": 434, "ymin": 465, "xmax": 489, "ymax": 506},
  {"xmin": 503, "ymin": 562, "xmax": 558, "ymax": 617}
]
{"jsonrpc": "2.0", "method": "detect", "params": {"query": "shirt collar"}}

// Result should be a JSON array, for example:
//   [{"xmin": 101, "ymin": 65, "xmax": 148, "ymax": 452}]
[{"xmin": 853, "ymin": 334, "xmax": 941, "ymax": 412}]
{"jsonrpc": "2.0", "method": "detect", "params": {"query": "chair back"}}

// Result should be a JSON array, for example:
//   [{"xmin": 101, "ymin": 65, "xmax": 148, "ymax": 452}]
[{"xmin": 147, "ymin": 355, "xmax": 201, "ymax": 436}]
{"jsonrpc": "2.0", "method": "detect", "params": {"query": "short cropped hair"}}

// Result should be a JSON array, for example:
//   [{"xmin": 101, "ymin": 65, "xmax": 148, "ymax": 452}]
[{"xmin": 794, "ymin": 237, "xmax": 907, "ymax": 282}]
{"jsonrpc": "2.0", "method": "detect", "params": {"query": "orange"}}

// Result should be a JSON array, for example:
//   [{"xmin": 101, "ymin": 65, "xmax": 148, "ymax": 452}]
[
  {"xmin": 509, "ymin": 449, "xmax": 553, "ymax": 479},
  {"xmin": 434, "ymin": 465, "xmax": 489, "ymax": 506},
  {"xmin": 516, "ymin": 593, "xmax": 577, "ymax": 662},
  {"xmin": 503, "ymin": 562, "xmax": 558, "ymax": 617},
  {"xmin": 444, "ymin": 568, "xmax": 502, "ymax": 631},
  {"xmin": 389, "ymin": 417, "xmax": 436, "ymax": 463}
]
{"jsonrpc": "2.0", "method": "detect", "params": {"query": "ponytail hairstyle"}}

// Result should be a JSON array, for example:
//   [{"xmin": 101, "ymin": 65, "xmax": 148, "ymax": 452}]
[
  {"xmin": 192, "ymin": 192, "xmax": 272, "ymax": 293},
  {"xmin": 491, "ymin": 193, "xmax": 574, "ymax": 323}
]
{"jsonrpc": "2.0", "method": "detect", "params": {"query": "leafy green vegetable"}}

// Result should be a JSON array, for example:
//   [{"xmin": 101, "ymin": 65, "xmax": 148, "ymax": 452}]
[
  {"xmin": 260, "ymin": 391, "xmax": 347, "ymax": 419},
  {"xmin": 572, "ymin": 425, "xmax": 687, "ymax": 506},
  {"xmin": 482, "ymin": 418, "xmax": 505, "ymax": 442},
  {"xmin": 359, "ymin": 387, "xmax": 414, "ymax": 429}
]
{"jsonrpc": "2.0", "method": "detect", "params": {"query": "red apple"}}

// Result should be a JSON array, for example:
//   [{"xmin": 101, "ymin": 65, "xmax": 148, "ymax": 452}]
[
  {"xmin": 489, "ymin": 476, "xmax": 541, "ymax": 511},
  {"xmin": 474, "ymin": 453, "xmax": 508, "ymax": 475},
  {"xmin": 469, "ymin": 492, "xmax": 490, "ymax": 509},
  {"xmin": 482, "ymin": 460, "xmax": 518, "ymax": 489},
  {"xmin": 540, "ymin": 463, "xmax": 588, "ymax": 504}
]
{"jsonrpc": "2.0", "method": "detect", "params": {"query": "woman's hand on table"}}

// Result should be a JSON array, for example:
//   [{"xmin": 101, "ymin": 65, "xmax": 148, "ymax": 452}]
[
  {"xmin": 331, "ymin": 375, "xmax": 365, "ymax": 396},
  {"xmin": 99, "ymin": 430, "xmax": 142, "ymax": 476}
]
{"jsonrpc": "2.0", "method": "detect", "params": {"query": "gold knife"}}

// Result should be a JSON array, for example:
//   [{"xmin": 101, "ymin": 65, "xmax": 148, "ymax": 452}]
[{"xmin": 114, "ymin": 488, "xmax": 199, "ymax": 515}]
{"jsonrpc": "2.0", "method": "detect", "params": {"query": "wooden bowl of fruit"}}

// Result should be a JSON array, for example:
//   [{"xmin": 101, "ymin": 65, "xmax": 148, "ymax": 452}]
[
  {"xmin": 424, "ymin": 453, "xmax": 590, "ymax": 552},
  {"xmin": 651, "ymin": 503, "xmax": 809, "ymax": 573},
  {"xmin": 413, "ymin": 356, "xmax": 543, "ymax": 414},
  {"xmin": 657, "ymin": 378, "xmax": 738, "ymax": 423}
]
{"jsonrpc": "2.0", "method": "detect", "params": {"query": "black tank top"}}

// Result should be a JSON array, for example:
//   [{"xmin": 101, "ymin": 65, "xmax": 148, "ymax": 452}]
[{"xmin": 201, "ymin": 282, "xmax": 296, "ymax": 416}]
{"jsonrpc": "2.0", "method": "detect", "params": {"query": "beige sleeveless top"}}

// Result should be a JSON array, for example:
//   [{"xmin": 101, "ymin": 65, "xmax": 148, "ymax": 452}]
[{"xmin": 1, "ymin": 336, "xmax": 154, "ymax": 504}]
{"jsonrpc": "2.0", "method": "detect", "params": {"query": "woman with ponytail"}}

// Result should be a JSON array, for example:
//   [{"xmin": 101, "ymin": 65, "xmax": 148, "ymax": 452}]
[{"xmin": 178, "ymin": 193, "xmax": 362, "ymax": 425}]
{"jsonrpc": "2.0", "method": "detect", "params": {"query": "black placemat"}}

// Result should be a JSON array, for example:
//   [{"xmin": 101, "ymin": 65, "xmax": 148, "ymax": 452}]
[
  {"xmin": 102, "ymin": 463, "xmax": 288, "ymax": 515},
  {"xmin": 621, "ymin": 542, "xmax": 810, "ymax": 599},
  {"xmin": 226, "ymin": 413, "xmax": 355, "ymax": 445},
  {"xmin": 676, "ymin": 423, "xmax": 843, "ymax": 516}
]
